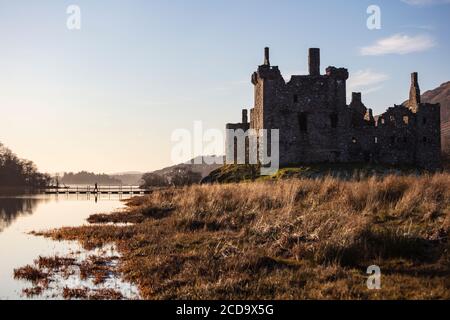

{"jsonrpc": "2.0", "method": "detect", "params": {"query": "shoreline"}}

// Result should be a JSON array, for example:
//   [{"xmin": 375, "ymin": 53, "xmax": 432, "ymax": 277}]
[
  {"xmin": 6, "ymin": 196, "xmax": 140, "ymax": 300},
  {"xmin": 19, "ymin": 173, "xmax": 450, "ymax": 299}
]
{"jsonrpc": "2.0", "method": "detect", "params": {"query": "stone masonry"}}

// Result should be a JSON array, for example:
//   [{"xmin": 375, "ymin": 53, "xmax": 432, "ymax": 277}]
[{"xmin": 226, "ymin": 47, "xmax": 442, "ymax": 170}]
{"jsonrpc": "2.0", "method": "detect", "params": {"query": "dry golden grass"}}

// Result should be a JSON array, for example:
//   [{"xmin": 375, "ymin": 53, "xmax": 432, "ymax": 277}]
[
  {"xmin": 35, "ymin": 173, "xmax": 450, "ymax": 299},
  {"xmin": 14, "ymin": 265, "xmax": 49, "ymax": 284}
]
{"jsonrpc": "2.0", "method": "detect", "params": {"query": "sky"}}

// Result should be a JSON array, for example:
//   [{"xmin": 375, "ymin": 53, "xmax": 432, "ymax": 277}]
[{"xmin": 0, "ymin": 0, "xmax": 449, "ymax": 173}]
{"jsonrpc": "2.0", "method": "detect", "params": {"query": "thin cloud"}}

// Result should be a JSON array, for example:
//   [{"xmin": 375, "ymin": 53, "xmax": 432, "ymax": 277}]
[
  {"xmin": 361, "ymin": 86, "xmax": 384, "ymax": 95},
  {"xmin": 400, "ymin": 24, "xmax": 435, "ymax": 31},
  {"xmin": 348, "ymin": 69, "xmax": 389, "ymax": 95},
  {"xmin": 360, "ymin": 33, "xmax": 436, "ymax": 56},
  {"xmin": 401, "ymin": 0, "xmax": 450, "ymax": 6}
]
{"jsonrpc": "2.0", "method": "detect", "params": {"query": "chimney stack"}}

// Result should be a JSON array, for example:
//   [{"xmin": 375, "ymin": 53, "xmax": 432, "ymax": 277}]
[
  {"xmin": 242, "ymin": 109, "xmax": 248, "ymax": 124},
  {"xmin": 411, "ymin": 72, "xmax": 419, "ymax": 85},
  {"xmin": 409, "ymin": 72, "xmax": 421, "ymax": 110},
  {"xmin": 264, "ymin": 47, "xmax": 270, "ymax": 66},
  {"xmin": 352, "ymin": 92, "xmax": 362, "ymax": 104},
  {"xmin": 309, "ymin": 48, "xmax": 320, "ymax": 76}
]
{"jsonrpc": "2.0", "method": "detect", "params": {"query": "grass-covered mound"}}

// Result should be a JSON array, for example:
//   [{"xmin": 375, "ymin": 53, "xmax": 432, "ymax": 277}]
[
  {"xmin": 30, "ymin": 173, "xmax": 450, "ymax": 299},
  {"xmin": 203, "ymin": 163, "xmax": 430, "ymax": 184}
]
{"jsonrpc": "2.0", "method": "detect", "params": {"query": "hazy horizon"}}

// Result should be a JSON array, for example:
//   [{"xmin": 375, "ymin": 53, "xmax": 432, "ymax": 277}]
[{"xmin": 1, "ymin": 0, "xmax": 449, "ymax": 173}]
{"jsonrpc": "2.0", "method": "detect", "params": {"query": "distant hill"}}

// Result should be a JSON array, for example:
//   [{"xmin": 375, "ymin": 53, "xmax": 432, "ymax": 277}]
[
  {"xmin": 57, "ymin": 158, "xmax": 224, "ymax": 187},
  {"xmin": 151, "ymin": 156, "xmax": 224, "ymax": 178},
  {"xmin": 421, "ymin": 81, "xmax": 450, "ymax": 123},
  {"xmin": 141, "ymin": 156, "xmax": 224, "ymax": 187},
  {"xmin": 110, "ymin": 173, "xmax": 144, "ymax": 186},
  {"xmin": 422, "ymin": 82, "xmax": 450, "ymax": 160},
  {"xmin": 111, "ymin": 171, "xmax": 142, "ymax": 175},
  {"xmin": 60, "ymin": 171, "xmax": 122, "ymax": 185},
  {"xmin": 56, "ymin": 171, "xmax": 143, "ymax": 186}
]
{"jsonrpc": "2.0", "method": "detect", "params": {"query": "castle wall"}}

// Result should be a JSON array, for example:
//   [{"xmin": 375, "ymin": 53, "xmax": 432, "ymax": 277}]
[
  {"xmin": 415, "ymin": 103, "xmax": 442, "ymax": 169},
  {"xmin": 375, "ymin": 106, "xmax": 417, "ymax": 166},
  {"xmin": 249, "ymin": 50, "xmax": 352, "ymax": 166},
  {"xmin": 443, "ymin": 121, "xmax": 450, "ymax": 156},
  {"xmin": 226, "ymin": 47, "xmax": 442, "ymax": 170}
]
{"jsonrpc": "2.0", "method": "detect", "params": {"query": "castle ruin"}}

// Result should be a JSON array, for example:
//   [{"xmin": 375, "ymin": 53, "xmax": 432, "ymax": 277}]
[{"xmin": 226, "ymin": 47, "xmax": 442, "ymax": 170}]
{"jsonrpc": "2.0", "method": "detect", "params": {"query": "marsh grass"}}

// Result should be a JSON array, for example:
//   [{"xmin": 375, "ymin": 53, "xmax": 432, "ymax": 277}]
[
  {"xmin": 14, "ymin": 265, "xmax": 49, "ymax": 284},
  {"xmin": 79, "ymin": 255, "xmax": 119, "ymax": 285},
  {"xmin": 62, "ymin": 287, "xmax": 123, "ymax": 300},
  {"xmin": 32, "ymin": 173, "xmax": 450, "ymax": 299},
  {"xmin": 14, "ymin": 254, "xmax": 121, "ymax": 299}
]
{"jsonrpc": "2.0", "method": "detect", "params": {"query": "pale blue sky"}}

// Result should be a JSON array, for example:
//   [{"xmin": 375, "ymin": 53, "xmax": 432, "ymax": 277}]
[{"xmin": 0, "ymin": 0, "xmax": 449, "ymax": 173}]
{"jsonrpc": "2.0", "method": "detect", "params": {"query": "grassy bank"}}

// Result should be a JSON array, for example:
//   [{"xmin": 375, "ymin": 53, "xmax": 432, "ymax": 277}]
[
  {"xmin": 202, "ymin": 163, "xmax": 435, "ymax": 184},
  {"xmin": 31, "ymin": 173, "xmax": 449, "ymax": 299}
]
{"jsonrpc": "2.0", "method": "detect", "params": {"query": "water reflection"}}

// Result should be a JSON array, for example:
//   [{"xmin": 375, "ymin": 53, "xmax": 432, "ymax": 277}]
[
  {"xmin": 0, "ymin": 197, "xmax": 46, "ymax": 233},
  {"xmin": 0, "ymin": 194, "xmax": 138, "ymax": 300}
]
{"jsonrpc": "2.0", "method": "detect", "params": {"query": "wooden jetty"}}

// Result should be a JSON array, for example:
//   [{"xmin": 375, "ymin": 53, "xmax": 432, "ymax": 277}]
[{"xmin": 43, "ymin": 186, "xmax": 151, "ymax": 195}]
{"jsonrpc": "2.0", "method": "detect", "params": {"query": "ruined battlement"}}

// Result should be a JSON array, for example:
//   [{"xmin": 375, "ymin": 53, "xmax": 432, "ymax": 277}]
[{"xmin": 226, "ymin": 47, "xmax": 442, "ymax": 170}]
